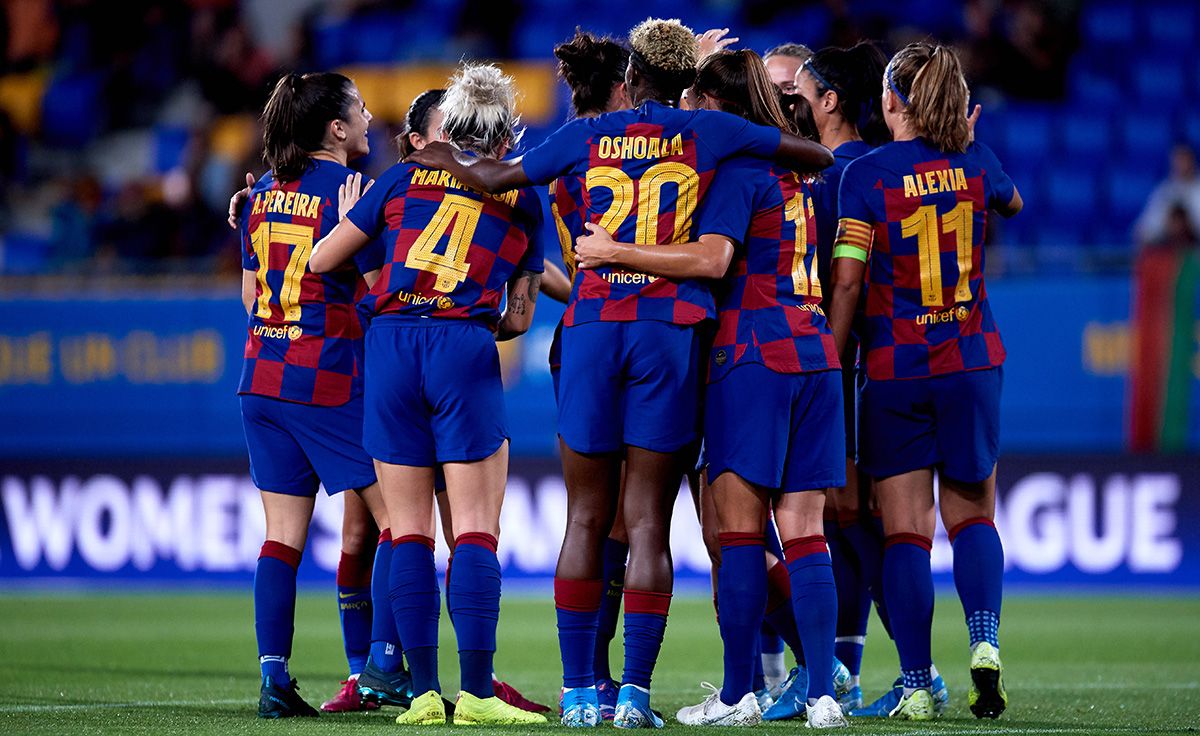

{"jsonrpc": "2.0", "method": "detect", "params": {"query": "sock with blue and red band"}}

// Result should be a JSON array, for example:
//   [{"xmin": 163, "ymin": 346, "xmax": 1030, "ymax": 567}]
[
  {"xmin": 336, "ymin": 547, "xmax": 373, "ymax": 676},
  {"xmin": 884, "ymin": 533, "xmax": 935, "ymax": 692},
  {"xmin": 594, "ymin": 537, "xmax": 628, "ymax": 683},
  {"xmin": 764, "ymin": 555, "xmax": 805, "ymax": 666},
  {"xmin": 369, "ymin": 529, "xmax": 404, "ymax": 673},
  {"xmin": 448, "ymin": 532, "xmax": 501, "ymax": 698},
  {"xmin": 256, "ymin": 541, "xmax": 302, "ymax": 687},
  {"xmin": 389, "ymin": 535, "xmax": 440, "ymax": 695},
  {"xmin": 784, "ymin": 535, "xmax": 837, "ymax": 701},
  {"xmin": 949, "ymin": 518, "xmax": 1003, "ymax": 649},
  {"xmin": 555, "ymin": 577, "xmax": 603, "ymax": 689},
  {"xmin": 717, "ymin": 532, "xmax": 767, "ymax": 706},
  {"xmin": 623, "ymin": 589, "xmax": 671, "ymax": 689}
]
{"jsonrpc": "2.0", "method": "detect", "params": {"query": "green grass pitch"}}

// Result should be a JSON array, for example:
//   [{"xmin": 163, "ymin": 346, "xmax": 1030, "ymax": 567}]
[{"xmin": 0, "ymin": 592, "xmax": 1197, "ymax": 735}]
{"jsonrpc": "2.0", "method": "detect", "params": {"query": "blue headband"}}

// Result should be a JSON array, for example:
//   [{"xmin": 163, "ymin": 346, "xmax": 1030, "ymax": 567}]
[
  {"xmin": 803, "ymin": 57, "xmax": 842, "ymax": 97},
  {"xmin": 886, "ymin": 61, "xmax": 910, "ymax": 106}
]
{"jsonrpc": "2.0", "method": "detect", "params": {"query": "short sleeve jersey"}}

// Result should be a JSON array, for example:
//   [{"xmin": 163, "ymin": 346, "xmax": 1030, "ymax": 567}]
[
  {"xmin": 696, "ymin": 157, "xmax": 839, "ymax": 383},
  {"xmin": 346, "ymin": 161, "xmax": 544, "ymax": 325},
  {"xmin": 836, "ymin": 139, "xmax": 1016, "ymax": 380},
  {"xmin": 238, "ymin": 160, "xmax": 375, "ymax": 406},
  {"xmin": 810, "ymin": 139, "xmax": 874, "ymax": 306},
  {"xmin": 521, "ymin": 101, "xmax": 781, "ymax": 326}
]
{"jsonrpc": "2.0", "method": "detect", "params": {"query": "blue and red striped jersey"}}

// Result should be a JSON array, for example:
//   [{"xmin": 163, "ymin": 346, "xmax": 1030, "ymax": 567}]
[
  {"xmin": 238, "ymin": 160, "xmax": 375, "ymax": 407},
  {"xmin": 836, "ymin": 139, "xmax": 1015, "ymax": 380},
  {"xmin": 811, "ymin": 139, "xmax": 875, "ymax": 307},
  {"xmin": 696, "ymin": 157, "xmax": 839, "ymax": 383},
  {"xmin": 346, "ymin": 161, "xmax": 544, "ymax": 324},
  {"xmin": 520, "ymin": 101, "xmax": 781, "ymax": 326}
]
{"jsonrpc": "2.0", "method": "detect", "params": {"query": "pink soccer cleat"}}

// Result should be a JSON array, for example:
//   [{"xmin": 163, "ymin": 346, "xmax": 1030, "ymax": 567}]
[
  {"xmin": 321, "ymin": 678, "xmax": 380, "ymax": 713},
  {"xmin": 493, "ymin": 678, "xmax": 552, "ymax": 713}
]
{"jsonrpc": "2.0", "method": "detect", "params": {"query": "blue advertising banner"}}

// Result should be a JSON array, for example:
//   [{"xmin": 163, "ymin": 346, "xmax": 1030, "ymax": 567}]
[{"xmin": 0, "ymin": 455, "xmax": 1195, "ymax": 588}]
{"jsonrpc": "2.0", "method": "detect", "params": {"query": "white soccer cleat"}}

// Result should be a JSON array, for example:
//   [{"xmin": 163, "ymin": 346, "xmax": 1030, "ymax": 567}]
[
  {"xmin": 675, "ymin": 683, "xmax": 763, "ymax": 727},
  {"xmin": 805, "ymin": 694, "xmax": 850, "ymax": 729}
]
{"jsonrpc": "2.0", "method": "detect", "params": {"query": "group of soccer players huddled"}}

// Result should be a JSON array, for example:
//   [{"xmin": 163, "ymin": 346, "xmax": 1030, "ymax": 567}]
[{"xmin": 230, "ymin": 14, "xmax": 1021, "ymax": 729}]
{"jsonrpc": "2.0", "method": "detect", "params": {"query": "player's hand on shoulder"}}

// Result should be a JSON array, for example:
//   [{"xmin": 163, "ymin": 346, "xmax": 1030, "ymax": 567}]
[
  {"xmin": 227, "ymin": 171, "xmax": 255, "ymax": 229},
  {"xmin": 338, "ymin": 172, "xmax": 372, "ymax": 220},
  {"xmin": 575, "ymin": 222, "xmax": 620, "ymax": 270},
  {"xmin": 967, "ymin": 104, "xmax": 982, "ymax": 142},
  {"xmin": 404, "ymin": 141, "xmax": 456, "ymax": 169}
]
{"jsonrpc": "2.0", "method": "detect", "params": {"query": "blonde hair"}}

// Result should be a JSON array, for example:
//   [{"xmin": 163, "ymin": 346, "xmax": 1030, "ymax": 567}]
[
  {"xmin": 887, "ymin": 43, "xmax": 970, "ymax": 153},
  {"xmin": 439, "ymin": 63, "xmax": 522, "ymax": 158},
  {"xmin": 629, "ymin": 18, "xmax": 697, "ymax": 72}
]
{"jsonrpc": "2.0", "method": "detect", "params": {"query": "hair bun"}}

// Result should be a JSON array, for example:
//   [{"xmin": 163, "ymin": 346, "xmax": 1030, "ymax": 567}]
[{"xmin": 447, "ymin": 64, "xmax": 514, "ymax": 111}]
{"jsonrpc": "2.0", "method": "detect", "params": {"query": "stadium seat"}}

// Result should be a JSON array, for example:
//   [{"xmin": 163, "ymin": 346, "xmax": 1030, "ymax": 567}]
[
  {"xmin": 153, "ymin": 127, "xmax": 189, "ymax": 174},
  {"xmin": 1145, "ymin": 3, "xmax": 1196, "ymax": 47},
  {"xmin": 1001, "ymin": 106, "xmax": 1053, "ymax": 159},
  {"xmin": 1081, "ymin": 2, "xmax": 1136, "ymax": 45},
  {"xmin": 1131, "ymin": 58, "xmax": 1186, "ymax": 105},
  {"xmin": 1068, "ymin": 64, "xmax": 1121, "ymax": 106},
  {"xmin": 1105, "ymin": 165, "xmax": 1159, "ymax": 220},
  {"xmin": 1061, "ymin": 113, "xmax": 1113, "ymax": 157},
  {"xmin": 1046, "ymin": 167, "xmax": 1100, "ymax": 214},
  {"xmin": 1120, "ymin": 113, "xmax": 1173, "ymax": 155},
  {"xmin": 39, "ymin": 72, "xmax": 104, "ymax": 148}
]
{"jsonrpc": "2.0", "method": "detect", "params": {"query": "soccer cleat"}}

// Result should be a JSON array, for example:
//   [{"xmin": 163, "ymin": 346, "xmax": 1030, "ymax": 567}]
[
  {"xmin": 613, "ymin": 684, "xmax": 664, "ymax": 729},
  {"xmin": 805, "ymin": 694, "xmax": 850, "ymax": 729},
  {"xmin": 395, "ymin": 690, "xmax": 447, "ymax": 725},
  {"xmin": 832, "ymin": 658, "xmax": 853, "ymax": 702},
  {"xmin": 933, "ymin": 673, "xmax": 950, "ymax": 716},
  {"xmin": 494, "ymin": 678, "xmax": 551, "ymax": 713},
  {"xmin": 761, "ymin": 666, "xmax": 809, "ymax": 721},
  {"xmin": 560, "ymin": 686, "xmax": 601, "ymax": 727},
  {"xmin": 321, "ymin": 678, "xmax": 379, "ymax": 712},
  {"xmin": 596, "ymin": 678, "xmax": 620, "ymax": 721},
  {"xmin": 356, "ymin": 659, "xmax": 413, "ymax": 708},
  {"xmin": 837, "ymin": 685, "xmax": 862, "ymax": 714},
  {"xmin": 675, "ymin": 683, "xmax": 762, "ymax": 726},
  {"xmin": 888, "ymin": 688, "xmax": 935, "ymax": 720},
  {"xmin": 851, "ymin": 677, "xmax": 900, "ymax": 717},
  {"xmin": 968, "ymin": 641, "xmax": 1007, "ymax": 719},
  {"xmin": 258, "ymin": 676, "xmax": 319, "ymax": 718},
  {"xmin": 453, "ymin": 690, "xmax": 549, "ymax": 725},
  {"xmin": 753, "ymin": 687, "xmax": 775, "ymax": 713}
]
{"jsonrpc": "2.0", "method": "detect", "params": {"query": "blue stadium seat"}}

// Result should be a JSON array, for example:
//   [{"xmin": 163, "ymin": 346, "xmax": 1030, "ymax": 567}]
[
  {"xmin": 1105, "ymin": 164, "xmax": 1159, "ymax": 220},
  {"xmin": 1046, "ymin": 167, "xmax": 1100, "ymax": 214},
  {"xmin": 1132, "ymin": 57, "xmax": 1186, "ymax": 104},
  {"xmin": 1183, "ymin": 113, "xmax": 1200, "ymax": 150},
  {"xmin": 40, "ymin": 72, "xmax": 104, "ymax": 148},
  {"xmin": 1145, "ymin": 3, "xmax": 1197, "ymax": 47},
  {"xmin": 0, "ymin": 232, "xmax": 52, "ymax": 275},
  {"xmin": 1001, "ymin": 106, "xmax": 1053, "ymax": 159},
  {"xmin": 1061, "ymin": 113, "xmax": 1113, "ymax": 156},
  {"xmin": 1068, "ymin": 64, "xmax": 1121, "ymax": 106},
  {"xmin": 1120, "ymin": 113, "xmax": 1173, "ymax": 154},
  {"xmin": 153, "ymin": 127, "xmax": 189, "ymax": 174},
  {"xmin": 1081, "ymin": 2, "xmax": 1136, "ymax": 45}
]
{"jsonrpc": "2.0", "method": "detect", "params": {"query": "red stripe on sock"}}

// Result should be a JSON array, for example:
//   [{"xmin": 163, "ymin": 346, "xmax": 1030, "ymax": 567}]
[
  {"xmin": 885, "ymin": 533, "xmax": 933, "ymax": 552},
  {"xmin": 392, "ymin": 534, "xmax": 435, "ymax": 550},
  {"xmin": 717, "ymin": 532, "xmax": 765, "ymax": 548},
  {"xmin": 947, "ymin": 517, "xmax": 995, "ymax": 544},
  {"xmin": 336, "ymin": 552, "xmax": 372, "ymax": 587},
  {"xmin": 783, "ymin": 535, "xmax": 827, "ymax": 561},
  {"xmin": 259, "ymin": 541, "xmax": 302, "ymax": 570},
  {"xmin": 554, "ymin": 578, "xmax": 603, "ymax": 612},
  {"xmin": 765, "ymin": 560, "xmax": 792, "ymax": 613},
  {"xmin": 624, "ymin": 589, "xmax": 672, "ymax": 616},
  {"xmin": 378, "ymin": 528, "xmax": 392, "ymax": 546},
  {"xmin": 455, "ymin": 532, "xmax": 498, "ymax": 553}
]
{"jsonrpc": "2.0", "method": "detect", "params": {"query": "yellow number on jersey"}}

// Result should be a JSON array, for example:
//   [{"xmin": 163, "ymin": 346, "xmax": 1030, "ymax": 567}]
[
  {"xmin": 250, "ymin": 221, "xmax": 315, "ymax": 322},
  {"xmin": 899, "ymin": 202, "xmax": 974, "ymax": 307},
  {"xmin": 784, "ymin": 191, "xmax": 821, "ymax": 297},
  {"xmin": 585, "ymin": 162, "xmax": 700, "ymax": 245},
  {"xmin": 405, "ymin": 193, "xmax": 483, "ymax": 292}
]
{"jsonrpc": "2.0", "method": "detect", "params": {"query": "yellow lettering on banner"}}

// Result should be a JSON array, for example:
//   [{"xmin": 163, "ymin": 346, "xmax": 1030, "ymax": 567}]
[
  {"xmin": 0, "ymin": 332, "xmax": 53, "ymax": 385},
  {"xmin": 60, "ymin": 333, "xmax": 118, "ymax": 384},
  {"xmin": 1082, "ymin": 322, "xmax": 1130, "ymax": 376}
]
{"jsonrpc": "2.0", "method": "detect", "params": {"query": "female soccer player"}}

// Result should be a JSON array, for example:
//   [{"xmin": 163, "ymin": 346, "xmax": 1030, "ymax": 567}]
[
  {"xmin": 575, "ymin": 49, "xmax": 848, "ymax": 729},
  {"xmin": 309, "ymin": 63, "xmax": 546, "ymax": 727},
  {"xmin": 410, "ymin": 20, "xmax": 832, "ymax": 729},
  {"xmin": 826, "ymin": 43, "xmax": 1021, "ymax": 721},
  {"xmin": 396, "ymin": 88, "xmax": 447, "ymax": 159},
  {"xmin": 238, "ymin": 72, "xmax": 404, "ymax": 718}
]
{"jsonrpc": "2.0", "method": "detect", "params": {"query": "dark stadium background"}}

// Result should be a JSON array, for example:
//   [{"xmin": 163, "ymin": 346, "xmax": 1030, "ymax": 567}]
[{"xmin": 0, "ymin": 0, "xmax": 1197, "ymax": 592}]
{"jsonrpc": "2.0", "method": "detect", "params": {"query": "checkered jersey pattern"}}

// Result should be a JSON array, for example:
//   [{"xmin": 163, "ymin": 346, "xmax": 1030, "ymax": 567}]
[
  {"xmin": 696, "ymin": 157, "xmax": 840, "ymax": 383},
  {"xmin": 238, "ymin": 160, "xmax": 370, "ymax": 407},
  {"xmin": 520, "ymin": 101, "xmax": 782, "ymax": 327},
  {"xmin": 837, "ymin": 139, "xmax": 1016, "ymax": 380},
  {"xmin": 346, "ymin": 161, "xmax": 544, "ymax": 324}
]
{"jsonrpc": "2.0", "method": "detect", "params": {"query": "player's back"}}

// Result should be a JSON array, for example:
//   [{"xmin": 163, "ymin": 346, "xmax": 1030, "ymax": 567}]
[
  {"xmin": 838, "ymin": 138, "xmax": 1014, "ymax": 379},
  {"xmin": 240, "ymin": 159, "xmax": 367, "ymax": 406},
  {"xmin": 349, "ymin": 161, "xmax": 543, "ymax": 324}
]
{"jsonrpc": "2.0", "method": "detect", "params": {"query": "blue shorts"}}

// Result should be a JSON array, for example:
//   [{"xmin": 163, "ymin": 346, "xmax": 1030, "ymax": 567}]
[
  {"xmin": 364, "ymin": 317, "xmax": 507, "ymax": 466},
  {"xmin": 857, "ymin": 366, "xmax": 1002, "ymax": 483},
  {"xmin": 558, "ymin": 321, "xmax": 701, "ymax": 454},
  {"xmin": 240, "ymin": 393, "xmax": 376, "ymax": 496},
  {"xmin": 705, "ymin": 363, "xmax": 845, "ymax": 492}
]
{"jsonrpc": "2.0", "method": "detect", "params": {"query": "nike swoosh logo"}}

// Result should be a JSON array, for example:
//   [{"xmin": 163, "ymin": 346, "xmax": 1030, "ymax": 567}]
[{"xmin": 338, "ymin": 592, "xmax": 362, "ymax": 599}]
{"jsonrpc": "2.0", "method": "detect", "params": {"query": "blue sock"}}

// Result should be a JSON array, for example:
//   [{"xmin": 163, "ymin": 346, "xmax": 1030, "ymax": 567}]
[
  {"xmin": 622, "ymin": 589, "xmax": 671, "ymax": 689},
  {"xmin": 336, "ymin": 550, "xmax": 373, "ymax": 676},
  {"xmin": 448, "ymin": 533, "xmax": 501, "ymax": 698},
  {"xmin": 950, "ymin": 519, "xmax": 1003, "ymax": 648},
  {"xmin": 752, "ymin": 641, "xmax": 765, "ymax": 692},
  {"xmin": 842, "ymin": 516, "xmax": 891, "ymax": 638},
  {"xmin": 555, "ymin": 578, "xmax": 602, "ymax": 689},
  {"xmin": 389, "ymin": 535, "xmax": 440, "ymax": 695},
  {"xmin": 256, "ymin": 541, "xmax": 301, "ymax": 687},
  {"xmin": 883, "ymin": 534, "xmax": 934, "ymax": 691},
  {"xmin": 784, "ymin": 536, "xmax": 838, "ymax": 701},
  {"xmin": 717, "ymin": 535, "xmax": 767, "ymax": 705},
  {"xmin": 594, "ymin": 537, "xmax": 628, "ymax": 682},
  {"xmin": 826, "ymin": 522, "xmax": 868, "ymax": 678},
  {"xmin": 764, "ymin": 560, "xmax": 805, "ymax": 666},
  {"xmin": 370, "ymin": 530, "xmax": 404, "ymax": 672}
]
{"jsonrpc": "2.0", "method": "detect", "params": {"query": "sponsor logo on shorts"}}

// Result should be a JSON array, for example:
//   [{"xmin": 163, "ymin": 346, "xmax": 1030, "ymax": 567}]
[
  {"xmin": 253, "ymin": 324, "xmax": 303, "ymax": 340},
  {"xmin": 916, "ymin": 305, "xmax": 970, "ymax": 326}
]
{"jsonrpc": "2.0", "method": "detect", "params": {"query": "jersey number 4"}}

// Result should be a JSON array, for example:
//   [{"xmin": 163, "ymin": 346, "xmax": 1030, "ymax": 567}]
[
  {"xmin": 250, "ymin": 222, "xmax": 314, "ymax": 322},
  {"xmin": 900, "ymin": 202, "xmax": 973, "ymax": 307},
  {"xmin": 405, "ymin": 194, "xmax": 483, "ymax": 292}
]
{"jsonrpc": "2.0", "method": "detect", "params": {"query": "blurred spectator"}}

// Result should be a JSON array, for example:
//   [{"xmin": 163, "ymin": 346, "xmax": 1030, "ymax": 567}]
[
  {"xmin": 1134, "ymin": 145, "xmax": 1200, "ymax": 248},
  {"xmin": 962, "ymin": 0, "xmax": 1075, "ymax": 100}
]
